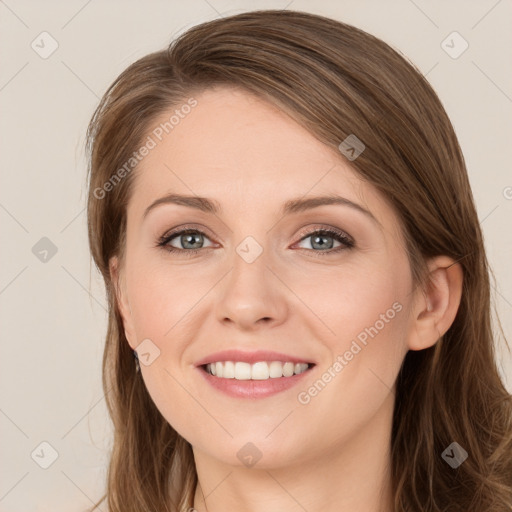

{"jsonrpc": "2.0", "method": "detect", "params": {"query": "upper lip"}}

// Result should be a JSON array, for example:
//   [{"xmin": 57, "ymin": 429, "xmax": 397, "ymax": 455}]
[{"xmin": 195, "ymin": 349, "xmax": 315, "ymax": 367}]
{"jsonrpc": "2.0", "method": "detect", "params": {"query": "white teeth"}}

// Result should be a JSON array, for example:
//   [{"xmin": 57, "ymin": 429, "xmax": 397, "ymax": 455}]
[
  {"xmin": 269, "ymin": 361, "xmax": 283, "ymax": 378},
  {"xmin": 283, "ymin": 362, "xmax": 295, "ymax": 377},
  {"xmin": 235, "ymin": 362, "xmax": 251, "ymax": 380},
  {"xmin": 205, "ymin": 361, "xmax": 310, "ymax": 380},
  {"xmin": 251, "ymin": 362, "xmax": 269, "ymax": 380},
  {"xmin": 223, "ymin": 361, "xmax": 235, "ymax": 378}
]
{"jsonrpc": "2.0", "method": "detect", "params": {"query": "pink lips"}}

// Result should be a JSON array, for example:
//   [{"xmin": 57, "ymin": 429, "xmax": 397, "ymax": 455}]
[{"xmin": 194, "ymin": 349, "xmax": 315, "ymax": 399}]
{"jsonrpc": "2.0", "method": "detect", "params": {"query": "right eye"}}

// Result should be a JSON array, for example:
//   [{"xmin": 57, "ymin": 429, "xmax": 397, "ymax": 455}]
[{"xmin": 157, "ymin": 228, "xmax": 215, "ymax": 255}]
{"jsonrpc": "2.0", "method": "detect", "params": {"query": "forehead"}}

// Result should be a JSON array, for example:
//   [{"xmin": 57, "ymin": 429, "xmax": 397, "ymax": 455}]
[
  {"xmin": 140, "ymin": 86, "xmax": 350, "ymax": 184},
  {"xmin": 128, "ymin": 86, "xmax": 401, "ymax": 239}
]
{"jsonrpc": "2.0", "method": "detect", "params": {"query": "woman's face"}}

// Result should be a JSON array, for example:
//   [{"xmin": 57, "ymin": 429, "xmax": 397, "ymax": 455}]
[{"xmin": 112, "ymin": 86, "xmax": 420, "ymax": 468}]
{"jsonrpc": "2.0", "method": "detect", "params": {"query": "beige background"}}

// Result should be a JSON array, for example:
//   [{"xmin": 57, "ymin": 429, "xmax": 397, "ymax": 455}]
[{"xmin": 1, "ymin": 1, "xmax": 511, "ymax": 510}]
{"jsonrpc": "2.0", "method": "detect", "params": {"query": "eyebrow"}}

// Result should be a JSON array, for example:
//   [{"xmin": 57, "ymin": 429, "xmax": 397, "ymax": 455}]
[{"xmin": 143, "ymin": 193, "xmax": 379, "ymax": 226}]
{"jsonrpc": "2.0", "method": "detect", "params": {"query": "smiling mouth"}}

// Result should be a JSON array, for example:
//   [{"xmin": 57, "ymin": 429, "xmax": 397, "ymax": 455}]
[{"xmin": 201, "ymin": 361, "xmax": 315, "ymax": 380}]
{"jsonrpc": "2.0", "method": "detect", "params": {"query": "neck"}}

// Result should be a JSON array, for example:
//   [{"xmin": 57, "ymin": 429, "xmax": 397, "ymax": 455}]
[{"xmin": 192, "ymin": 392, "xmax": 395, "ymax": 512}]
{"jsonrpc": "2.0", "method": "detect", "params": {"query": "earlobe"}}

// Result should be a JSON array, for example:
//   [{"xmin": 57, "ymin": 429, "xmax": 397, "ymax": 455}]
[
  {"xmin": 407, "ymin": 256, "xmax": 463, "ymax": 351},
  {"xmin": 109, "ymin": 256, "xmax": 137, "ymax": 349}
]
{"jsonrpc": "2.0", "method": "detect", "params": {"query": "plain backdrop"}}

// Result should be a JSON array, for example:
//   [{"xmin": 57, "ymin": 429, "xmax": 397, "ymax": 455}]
[{"xmin": 1, "ymin": 1, "xmax": 511, "ymax": 510}]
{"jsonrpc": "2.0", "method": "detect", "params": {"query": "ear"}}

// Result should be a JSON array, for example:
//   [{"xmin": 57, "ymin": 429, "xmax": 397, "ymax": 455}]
[
  {"xmin": 407, "ymin": 255, "xmax": 463, "ymax": 351},
  {"xmin": 109, "ymin": 256, "xmax": 137, "ymax": 350}
]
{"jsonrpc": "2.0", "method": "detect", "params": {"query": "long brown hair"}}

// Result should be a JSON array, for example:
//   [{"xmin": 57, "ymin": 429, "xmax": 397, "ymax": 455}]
[{"xmin": 85, "ymin": 10, "xmax": 512, "ymax": 511}]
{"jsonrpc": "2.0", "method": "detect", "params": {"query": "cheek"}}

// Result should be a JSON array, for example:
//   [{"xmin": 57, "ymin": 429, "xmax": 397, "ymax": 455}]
[
  {"xmin": 124, "ymin": 257, "xmax": 203, "ymax": 441},
  {"xmin": 294, "ymin": 260, "xmax": 407, "ymax": 348},
  {"xmin": 303, "ymin": 262, "xmax": 410, "ymax": 398},
  {"xmin": 126, "ymin": 255, "xmax": 208, "ymax": 342},
  {"xmin": 290, "ymin": 272, "xmax": 409, "ymax": 449}
]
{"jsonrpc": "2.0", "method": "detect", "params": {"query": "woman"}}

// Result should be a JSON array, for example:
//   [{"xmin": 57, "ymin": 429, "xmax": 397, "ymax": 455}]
[{"xmin": 85, "ymin": 9, "xmax": 512, "ymax": 512}]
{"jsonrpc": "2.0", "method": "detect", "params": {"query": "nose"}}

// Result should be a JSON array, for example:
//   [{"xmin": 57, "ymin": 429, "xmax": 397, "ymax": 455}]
[{"xmin": 214, "ymin": 245, "xmax": 288, "ymax": 331}]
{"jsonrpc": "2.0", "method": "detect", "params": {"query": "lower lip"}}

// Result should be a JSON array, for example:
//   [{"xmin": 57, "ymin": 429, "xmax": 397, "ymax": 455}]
[{"xmin": 197, "ymin": 366, "xmax": 314, "ymax": 399}]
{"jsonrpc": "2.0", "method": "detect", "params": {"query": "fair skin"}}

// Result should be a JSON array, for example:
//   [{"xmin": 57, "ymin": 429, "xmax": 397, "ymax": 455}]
[{"xmin": 110, "ymin": 86, "xmax": 463, "ymax": 512}]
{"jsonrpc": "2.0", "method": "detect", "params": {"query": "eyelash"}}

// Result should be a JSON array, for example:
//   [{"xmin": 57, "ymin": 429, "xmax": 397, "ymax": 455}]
[{"xmin": 156, "ymin": 225, "xmax": 355, "ymax": 258}]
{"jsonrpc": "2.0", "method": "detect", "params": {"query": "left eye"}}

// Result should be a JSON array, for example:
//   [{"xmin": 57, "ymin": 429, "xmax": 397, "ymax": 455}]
[
  {"xmin": 157, "ymin": 227, "xmax": 354, "ymax": 255},
  {"xmin": 294, "ymin": 229, "xmax": 353, "ymax": 252}
]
